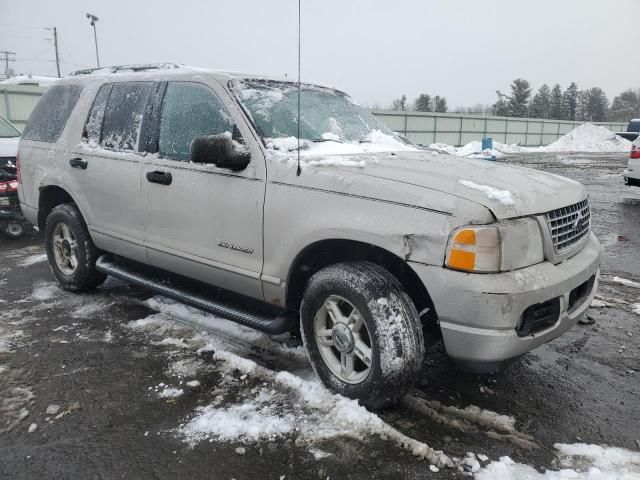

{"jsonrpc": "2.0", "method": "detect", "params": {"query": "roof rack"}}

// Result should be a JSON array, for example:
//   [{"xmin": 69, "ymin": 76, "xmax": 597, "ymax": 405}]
[{"xmin": 70, "ymin": 63, "xmax": 183, "ymax": 76}]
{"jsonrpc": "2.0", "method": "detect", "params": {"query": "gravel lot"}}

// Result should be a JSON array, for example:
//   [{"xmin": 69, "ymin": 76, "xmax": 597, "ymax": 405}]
[{"xmin": 1, "ymin": 153, "xmax": 639, "ymax": 479}]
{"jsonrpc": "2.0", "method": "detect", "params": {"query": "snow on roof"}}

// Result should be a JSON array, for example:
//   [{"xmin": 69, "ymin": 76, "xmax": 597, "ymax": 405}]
[
  {"xmin": 68, "ymin": 63, "xmax": 285, "ymax": 83},
  {"xmin": 0, "ymin": 75, "xmax": 59, "ymax": 87}
]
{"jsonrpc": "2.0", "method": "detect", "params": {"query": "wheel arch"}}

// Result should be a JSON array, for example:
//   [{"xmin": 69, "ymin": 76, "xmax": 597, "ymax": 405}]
[
  {"xmin": 285, "ymin": 238, "xmax": 438, "ymax": 327},
  {"xmin": 37, "ymin": 184, "xmax": 79, "ymax": 231}
]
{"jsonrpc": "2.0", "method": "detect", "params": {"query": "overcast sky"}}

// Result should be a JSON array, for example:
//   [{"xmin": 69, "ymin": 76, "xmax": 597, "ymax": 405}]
[{"xmin": 1, "ymin": 0, "xmax": 638, "ymax": 108}]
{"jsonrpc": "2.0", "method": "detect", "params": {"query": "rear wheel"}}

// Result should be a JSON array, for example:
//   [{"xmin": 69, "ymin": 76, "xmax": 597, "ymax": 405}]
[
  {"xmin": 44, "ymin": 203, "xmax": 106, "ymax": 291},
  {"xmin": 625, "ymin": 177, "xmax": 640, "ymax": 187},
  {"xmin": 300, "ymin": 262, "xmax": 424, "ymax": 409}
]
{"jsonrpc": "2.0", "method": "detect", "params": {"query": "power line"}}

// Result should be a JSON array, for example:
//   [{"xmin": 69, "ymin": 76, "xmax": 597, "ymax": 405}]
[{"xmin": 0, "ymin": 50, "xmax": 16, "ymax": 78}]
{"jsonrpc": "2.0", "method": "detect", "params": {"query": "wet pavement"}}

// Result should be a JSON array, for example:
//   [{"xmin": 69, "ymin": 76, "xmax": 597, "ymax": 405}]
[{"xmin": 1, "ymin": 153, "xmax": 639, "ymax": 479}]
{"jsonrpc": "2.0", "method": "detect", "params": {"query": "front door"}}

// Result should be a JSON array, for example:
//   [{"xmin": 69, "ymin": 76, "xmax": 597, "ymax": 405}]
[{"xmin": 140, "ymin": 81, "xmax": 265, "ymax": 300}]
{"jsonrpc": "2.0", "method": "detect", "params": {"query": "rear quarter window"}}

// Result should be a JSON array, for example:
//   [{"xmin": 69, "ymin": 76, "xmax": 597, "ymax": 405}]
[{"xmin": 22, "ymin": 84, "xmax": 83, "ymax": 143}]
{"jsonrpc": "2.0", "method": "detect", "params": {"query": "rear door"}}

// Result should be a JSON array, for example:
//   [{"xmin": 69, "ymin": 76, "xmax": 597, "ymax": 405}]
[
  {"xmin": 140, "ymin": 81, "xmax": 266, "ymax": 299},
  {"xmin": 66, "ymin": 81, "xmax": 156, "ymax": 263}
]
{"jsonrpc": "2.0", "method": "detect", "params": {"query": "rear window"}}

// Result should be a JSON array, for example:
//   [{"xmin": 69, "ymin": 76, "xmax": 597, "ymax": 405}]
[
  {"xmin": 22, "ymin": 84, "xmax": 82, "ymax": 143},
  {"xmin": 100, "ymin": 82, "xmax": 153, "ymax": 151}
]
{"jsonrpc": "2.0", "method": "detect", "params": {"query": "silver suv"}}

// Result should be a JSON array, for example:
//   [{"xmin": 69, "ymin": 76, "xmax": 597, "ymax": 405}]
[{"xmin": 17, "ymin": 64, "xmax": 601, "ymax": 407}]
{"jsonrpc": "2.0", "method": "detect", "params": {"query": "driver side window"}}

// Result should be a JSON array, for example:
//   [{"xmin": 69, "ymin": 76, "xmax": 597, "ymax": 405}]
[{"xmin": 158, "ymin": 82, "xmax": 235, "ymax": 162}]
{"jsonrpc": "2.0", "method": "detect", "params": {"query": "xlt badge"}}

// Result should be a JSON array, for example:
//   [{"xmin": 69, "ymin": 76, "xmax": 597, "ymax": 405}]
[{"xmin": 217, "ymin": 241, "xmax": 254, "ymax": 255}]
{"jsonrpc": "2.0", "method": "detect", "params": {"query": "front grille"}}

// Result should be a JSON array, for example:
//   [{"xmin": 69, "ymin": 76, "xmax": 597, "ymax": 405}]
[{"xmin": 544, "ymin": 199, "xmax": 591, "ymax": 254}]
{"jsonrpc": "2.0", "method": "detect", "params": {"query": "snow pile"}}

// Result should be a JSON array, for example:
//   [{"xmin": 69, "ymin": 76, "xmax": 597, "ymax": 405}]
[
  {"xmin": 18, "ymin": 254, "xmax": 47, "ymax": 267},
  {"xmin": 178, "ymin": 349, "xmax": 453, "ymax": 468},
  {"xmin": 458, "ymin": 180, "xmax": 515, "ymax": 206},
  {"xmin": 429, "ymin": 123, "xmax": 631, "ymax": 157},
  {"xmin": 181, "ymin": 388, "xmax": 298, "ymax": 443},
  {"xmin": 543, "ymin": 123, "xmax": 632, "ymax": 153},
  {"xmin": 477, "ymin": 443, "xmax": 640, "ymax": 479},
  {"xmin": 430, "ymin": 140, "xmax": 529, "ymax": 158}
]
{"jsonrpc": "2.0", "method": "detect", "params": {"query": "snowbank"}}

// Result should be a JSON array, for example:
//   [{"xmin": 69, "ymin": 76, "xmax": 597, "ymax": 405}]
[
  {"xmin": 429, "ymin": 123, "xmax": 632, "ymax": 157},
  {"xmin": 543, "ymin": 123, "xmax": 632, "ymax": 153},
  {"xmin": 477, "ymin": 443, "xmax": 640, "ymax": 479}
]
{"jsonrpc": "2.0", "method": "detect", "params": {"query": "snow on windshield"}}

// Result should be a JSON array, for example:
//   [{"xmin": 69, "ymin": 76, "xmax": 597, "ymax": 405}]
[{"xmin": 233, "ymin": 79, "xmax": 416, "ymax": 155}]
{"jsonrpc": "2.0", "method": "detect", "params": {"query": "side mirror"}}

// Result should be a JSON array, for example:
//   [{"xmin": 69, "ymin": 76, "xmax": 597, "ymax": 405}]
[{"xmin": 190, "ymin": 134, "xmax": 251, "ymax": 171}]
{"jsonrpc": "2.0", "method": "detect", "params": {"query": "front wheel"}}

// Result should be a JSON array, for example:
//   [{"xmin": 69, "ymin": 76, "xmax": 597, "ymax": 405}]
[{"xmin": 300, "ymin": 262, "xmax": 425, "ymax": 409}]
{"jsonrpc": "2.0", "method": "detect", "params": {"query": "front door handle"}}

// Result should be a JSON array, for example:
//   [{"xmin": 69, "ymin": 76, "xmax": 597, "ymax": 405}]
[
  {"xmin": 69, "ymin": 158, "xmax": 88, "ymax": 169},
  {"xmin": 146, "ymin": 170, "xmax": 172, "ymax": 185}
]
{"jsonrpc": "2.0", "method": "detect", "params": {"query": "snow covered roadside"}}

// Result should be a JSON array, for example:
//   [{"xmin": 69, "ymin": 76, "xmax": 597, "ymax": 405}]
[
  {"xmin": 477, "ymin": 443, "xmax": 640, "ymax": 479},
  {"xmin": 429, "ymin": 123, "xmax": 632, "ymax": 158}
]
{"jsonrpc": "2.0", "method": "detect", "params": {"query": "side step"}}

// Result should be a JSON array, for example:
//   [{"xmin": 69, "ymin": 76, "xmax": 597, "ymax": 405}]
[{"xmin": 95, "ymin": 255, "xmax": 296, "ymax": 335}]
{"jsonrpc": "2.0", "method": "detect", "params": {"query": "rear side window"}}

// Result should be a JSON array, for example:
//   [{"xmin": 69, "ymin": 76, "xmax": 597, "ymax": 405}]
[
  {"xmin": 22, "ymin": 84, "xmax": 82, "ymax": 143},
  {"xmin": 158, "ymin": 82, "xmax": 234, "ymax": 161},
  {"xmin": 83, "ymin": 84, "xmax": 112, "ymax": 146},
  {"xmin": 101, "ymin": 82, "xmax": 153, "ymax": 151}
]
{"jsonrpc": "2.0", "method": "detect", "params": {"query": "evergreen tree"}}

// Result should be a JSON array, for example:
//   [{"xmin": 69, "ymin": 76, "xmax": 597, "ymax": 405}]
[
  {"xmin": 610, "ymin": 89, "xmax": 640, "ymax": 122},
  {"xmin": 414, "ymin": 94, "xmax": 432, "ymax": 112},
  {"xmin": 492, "ymin": 91, "xmax": 510, "ymax": 116},
  {"xmin": 433, "ymin": 96, "xmax": 448, "ymax": 113},
  {"xmin": 507, "ymin": 79, "xmax": 532, "ymax": 117},
  {"xmin": 530, "ymin": 84, "xmax": 552, "ymax": 118},
  {"xmin": 576, "ymin": 88, "xmax": 609, "ymax": 122},
  {"xmin": 563, "ymin": 82, "xmax": 580, "ymax": 121},
  {"xmin": 391, "ymin": 94, "xmax": 408, "ymax": 111},
  {"xmin": 550, "ymin": 84, "xmax": 564, "ymax": 119}
]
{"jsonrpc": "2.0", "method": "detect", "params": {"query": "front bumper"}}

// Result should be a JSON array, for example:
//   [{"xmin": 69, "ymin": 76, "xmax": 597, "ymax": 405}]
[{"xmin": 410, "ymin": 232, "xmax": 601, "ymax": 372}]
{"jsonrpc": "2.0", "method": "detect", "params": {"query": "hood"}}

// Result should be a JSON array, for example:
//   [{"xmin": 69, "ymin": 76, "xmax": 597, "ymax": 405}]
[
  {"xmin": 0, "ymin": 137, "xmax": 20, "ymax": 157},
  {"xmin": 306, "ymin": 151, "xmax": 587, "ymax": 220}
]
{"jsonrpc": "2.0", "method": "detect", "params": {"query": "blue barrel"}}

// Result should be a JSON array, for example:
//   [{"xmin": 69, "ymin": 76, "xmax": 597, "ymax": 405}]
[{"xmin": 482, "ymin": 137, "xmax": 493, "ymax": 150}]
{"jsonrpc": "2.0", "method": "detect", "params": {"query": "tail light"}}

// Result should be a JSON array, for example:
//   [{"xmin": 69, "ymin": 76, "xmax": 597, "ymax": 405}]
[
  {"xmin": 631, "ymin": 145, "xmax": 640, "ymax": 159},
  {"xmin": 16, "ymin": 153, "xmax": 22, "ymax": 183},
  {"xmin": 0, "ymin": 180, "xmax": 18, "ymax": 193}
]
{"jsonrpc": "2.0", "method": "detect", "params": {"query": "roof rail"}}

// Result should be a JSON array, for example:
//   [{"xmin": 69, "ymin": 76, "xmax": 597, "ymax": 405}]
[{"xmin": 70, "ymin": 63, "xmax": 182, "ymax": 76}]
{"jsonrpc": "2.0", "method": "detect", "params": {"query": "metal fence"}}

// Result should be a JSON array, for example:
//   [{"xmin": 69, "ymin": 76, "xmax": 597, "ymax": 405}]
[
  {"xmin": 0, "ymin": 85, "xmax": 629, "ymax": 147},
  {"xmin": 371, "ymin": 110, "xmax": 628, "ymax": 147}
]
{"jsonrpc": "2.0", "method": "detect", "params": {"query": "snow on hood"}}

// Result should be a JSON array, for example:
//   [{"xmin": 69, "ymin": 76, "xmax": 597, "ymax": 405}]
[
  {"xmin": 0, "ymin": 137, "xmax": 19, "ymax": 157},
  {"xmin": 267, "ymin": 129, "xmax": 417, "ymax": 157},
  {"xmin": 291, "ymin": 151, "xmax": 587, "ymax": 220}
]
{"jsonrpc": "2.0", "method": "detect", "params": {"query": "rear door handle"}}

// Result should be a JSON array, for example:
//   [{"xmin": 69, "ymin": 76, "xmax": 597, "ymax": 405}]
[
  {"xmin": 69, "ymin": 158, "xmax": 88, "ymax": 169},
  {"xmin": 146, "ymin": 170, "xmax": 172, "ymax": 185}
]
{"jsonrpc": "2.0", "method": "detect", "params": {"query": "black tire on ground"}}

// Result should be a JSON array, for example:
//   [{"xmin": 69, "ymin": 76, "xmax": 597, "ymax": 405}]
[
  {"xmin": 300, "ymin": 261, "xmax": 425, "ymax": 409},
  {"xmin": 2, "ymin": 222, "xmax": 26, "ymax": 239},
  {"xmin": 44, "ymin": 203, "xmax": 106, "ymax": 291}
]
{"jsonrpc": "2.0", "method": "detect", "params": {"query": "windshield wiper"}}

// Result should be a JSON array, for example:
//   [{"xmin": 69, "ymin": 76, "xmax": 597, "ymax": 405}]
[{"xmin": 313, "ymin": 138, "xmax": 344, "ymax": 143}]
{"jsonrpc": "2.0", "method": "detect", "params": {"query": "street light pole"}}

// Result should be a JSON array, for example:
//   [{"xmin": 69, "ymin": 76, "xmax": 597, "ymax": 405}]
[{"xmin": 86, "ymin": 13, "xmax": 100, "ymax": 68}]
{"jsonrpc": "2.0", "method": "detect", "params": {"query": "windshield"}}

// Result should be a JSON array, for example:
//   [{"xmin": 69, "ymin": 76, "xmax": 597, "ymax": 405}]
[
  {"xmin": 0, "ymin": 116, "xmax": 20, "ymax": 138},
  {"xmin": 232, "ymin": 79, "xmax": 413, "ymax": 152}
]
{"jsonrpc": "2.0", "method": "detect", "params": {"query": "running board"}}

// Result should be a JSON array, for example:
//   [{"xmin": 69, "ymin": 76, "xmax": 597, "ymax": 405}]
[{"xmin": 95, "ymin": 255, "xmax": 296, "ymax": 335}]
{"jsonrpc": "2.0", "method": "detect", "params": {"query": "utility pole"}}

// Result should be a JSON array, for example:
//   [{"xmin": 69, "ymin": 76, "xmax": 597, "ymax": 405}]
[
  {"xmin": 53, "ymin": 27, "xmax": 61, "ymax": 77},
  {"xmin": 86, "ymin": 13, "xmax": 100, "ymax": 68},
  {"xmin": 0, "ymin": 50, "xmax": 16, "ymax": 79}
]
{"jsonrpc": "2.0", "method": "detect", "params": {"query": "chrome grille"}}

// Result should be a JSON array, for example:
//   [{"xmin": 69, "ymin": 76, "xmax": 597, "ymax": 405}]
[{"xmin": 544, "ymin": 199, "xmax": 591, "ymax": 254}]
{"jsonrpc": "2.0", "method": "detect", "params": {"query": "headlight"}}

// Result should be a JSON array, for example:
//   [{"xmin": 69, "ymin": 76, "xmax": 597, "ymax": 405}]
[{"xmin": 445, "ymin": 218, "xmax": 544, "ymax": 273}]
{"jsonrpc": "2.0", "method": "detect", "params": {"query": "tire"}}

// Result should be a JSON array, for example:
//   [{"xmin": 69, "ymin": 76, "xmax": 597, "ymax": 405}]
[
  {"xmin": 626, "ymin": 177, "xmax": 640, "ymax": 187},
  {"xmin": 3, "ymin": 222, "xmax": 26, "ymax": 239},
  {"xmin": 300, "ymin": 262, "xmax": 424, "ymax": 409},
  {"xmin": 44, "ymin": 203, "xmax": 106, "ymax": 291}
]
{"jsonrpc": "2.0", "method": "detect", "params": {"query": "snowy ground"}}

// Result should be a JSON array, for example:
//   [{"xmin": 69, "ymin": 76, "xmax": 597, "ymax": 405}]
[{"xmin": 1, "ymin": 153, "xmax": 639, "ymax": 479}]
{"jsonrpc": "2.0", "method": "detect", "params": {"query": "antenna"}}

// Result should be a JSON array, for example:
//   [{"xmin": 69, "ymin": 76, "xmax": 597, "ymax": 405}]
[{"xmin": 296, "ymin": 0, "xmax": 302, "ymax": 176}]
